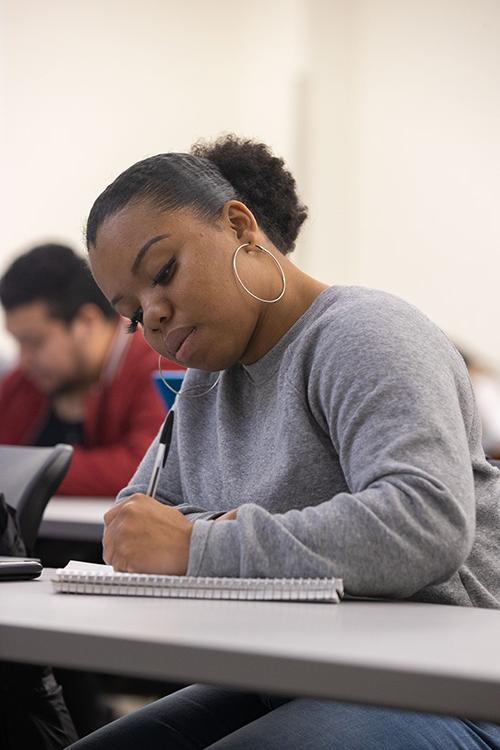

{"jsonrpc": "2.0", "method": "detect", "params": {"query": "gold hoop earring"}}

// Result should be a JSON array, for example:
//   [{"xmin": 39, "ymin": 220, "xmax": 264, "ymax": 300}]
[
  {"xmin": 232, "ymin": 243, "xmax": 286, "ymax": 304},
  {"xmin": 157, "ymin": 355, "xmax": 220, "ymax": 399}
]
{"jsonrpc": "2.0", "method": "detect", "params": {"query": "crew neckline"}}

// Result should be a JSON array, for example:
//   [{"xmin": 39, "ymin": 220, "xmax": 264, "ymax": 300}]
[{"xmin": 239, "ymin": 286, "xmax": 337, "ymax": 385}]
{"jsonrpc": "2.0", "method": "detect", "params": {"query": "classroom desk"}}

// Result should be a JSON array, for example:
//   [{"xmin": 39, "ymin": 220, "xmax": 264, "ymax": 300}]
[
  {"xmin": 39, "ymin": 497, "xmax": 113, "ymax": 541},
  {"xmin": 1, "ymin": 570, "xmax": 500, "ymax": 722}
]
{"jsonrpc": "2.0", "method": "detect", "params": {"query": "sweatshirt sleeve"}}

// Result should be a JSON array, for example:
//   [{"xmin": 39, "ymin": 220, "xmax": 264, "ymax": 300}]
[{"xmin": 188, "ymin": 301, "xmax": 477, "ymax": 598}]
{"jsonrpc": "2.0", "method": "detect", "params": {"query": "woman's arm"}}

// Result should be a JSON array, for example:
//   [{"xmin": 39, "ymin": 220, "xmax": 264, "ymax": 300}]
[{"xmin": 188, "ymin": 319, "xmax": 477, "ymax": 598}]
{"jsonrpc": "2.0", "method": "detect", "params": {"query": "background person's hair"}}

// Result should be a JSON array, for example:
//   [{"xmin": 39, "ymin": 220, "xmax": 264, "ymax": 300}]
[
  {"xmin": 0, "ymin": 243, "xmax": 118, "ymax": 323},
  {"xmin": 86, "ymin": 135, "xmax": 308, "ymax": 255}
]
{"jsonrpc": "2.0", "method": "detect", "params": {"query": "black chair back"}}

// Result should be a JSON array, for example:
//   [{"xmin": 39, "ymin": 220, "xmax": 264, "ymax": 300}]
[{"xmin": 0, "ymin": 444, "xmax": 73, "ymax": 554}]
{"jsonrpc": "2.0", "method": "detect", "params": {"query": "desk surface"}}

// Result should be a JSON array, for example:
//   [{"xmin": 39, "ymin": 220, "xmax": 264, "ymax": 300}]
[
  {"xmin": 1, "ymin": 570, "xmax": 500, "ymax": 721},
  {"xmin": 40, "ymin": 497, "xmax": 113, "ymax": 541}
]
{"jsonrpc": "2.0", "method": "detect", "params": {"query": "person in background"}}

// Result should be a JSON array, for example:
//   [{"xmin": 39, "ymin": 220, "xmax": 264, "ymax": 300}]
[
  {"xmin": 0, "ymin": 243, "xmax": 179, "ymax": 496},
  {"xmin": 460, "ymin": 349, "xmax": 500, "ymax": 461},
  {"xmin": 0, "ymin": 243, "xmax": 184, "ymax": 737}
]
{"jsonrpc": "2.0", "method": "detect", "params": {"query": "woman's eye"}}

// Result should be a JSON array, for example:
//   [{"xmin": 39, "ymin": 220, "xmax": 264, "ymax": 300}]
[
  {"xmin": 152, "ymin": 257, "xmax": 176, "ymax": 286},
  {"xmin": 126, "ymin": 308, "xmax": 143, "ymax": 334}
]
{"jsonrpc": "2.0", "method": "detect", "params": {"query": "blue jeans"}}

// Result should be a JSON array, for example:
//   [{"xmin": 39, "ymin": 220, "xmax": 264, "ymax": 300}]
[{"xmin": 68, "ymin": 684, "xmax": 500, "ymax": 749}]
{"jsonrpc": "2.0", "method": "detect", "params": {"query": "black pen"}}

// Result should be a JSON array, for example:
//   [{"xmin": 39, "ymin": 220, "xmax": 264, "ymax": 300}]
[{"xmin": 147, "ymin": 407, "xmax": 175, "ymax": 499}]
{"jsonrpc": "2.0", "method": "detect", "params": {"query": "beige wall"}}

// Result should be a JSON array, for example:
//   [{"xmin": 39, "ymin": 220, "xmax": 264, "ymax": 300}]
[
  {"xmin": 303, "ymin": 0, "xmax": 500, "ymax": 367},
  {"xmin": 1, "ymin": 0, "xmax": 500, "ymax": 368}
]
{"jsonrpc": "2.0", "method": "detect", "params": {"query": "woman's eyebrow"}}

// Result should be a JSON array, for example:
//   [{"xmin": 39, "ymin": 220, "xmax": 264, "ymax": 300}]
[
  {"xmin": 110, "ymin": 234, "xmax": 171, "ymax": 307},
  {"xmin": 131, "ymin": 234, "xmax": 171, "ymax": 274}
]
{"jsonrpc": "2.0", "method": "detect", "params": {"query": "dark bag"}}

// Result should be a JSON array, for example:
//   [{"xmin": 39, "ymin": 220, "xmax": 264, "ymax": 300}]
[
  {"xmin": 0, "ymin": 491, "xmax": 26, "ymax": 556},
  {"xmin": 0, "ymin": 492, "xmax": 78, "ymax": 749}
]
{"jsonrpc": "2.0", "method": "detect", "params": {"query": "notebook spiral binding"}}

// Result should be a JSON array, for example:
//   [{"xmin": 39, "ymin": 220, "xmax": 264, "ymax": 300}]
[{"xmin": 53, "ymin": 570, "xmax": 344, "ymax": 602}]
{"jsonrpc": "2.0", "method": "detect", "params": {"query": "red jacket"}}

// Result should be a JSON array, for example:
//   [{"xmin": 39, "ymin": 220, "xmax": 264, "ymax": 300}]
[{"xmin": 0, "ymin": 325, "xmax": 182, "ymax": 496}]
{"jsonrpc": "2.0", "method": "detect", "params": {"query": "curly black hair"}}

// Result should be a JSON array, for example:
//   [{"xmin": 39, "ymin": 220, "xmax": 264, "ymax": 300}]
[
  {"xmin": 0, "ymin": 243, "xmax": 117, "ymax": 322},
  {"xmin": 86, "ymin": 135, "xmax": 308, "ymax": 255}
]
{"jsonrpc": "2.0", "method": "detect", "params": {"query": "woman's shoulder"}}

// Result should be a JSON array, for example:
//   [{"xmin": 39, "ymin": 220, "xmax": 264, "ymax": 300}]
[
  {"xmin": 286, "ymin": 285, "xmax": 464, "ymax": 382},
  {"xmin": 310, "ymin": 285, "xmax": 428, "ymax": 329},
  {"xmin": 294, "ymin": 285, "xmax": 438, "ymax": 349}
]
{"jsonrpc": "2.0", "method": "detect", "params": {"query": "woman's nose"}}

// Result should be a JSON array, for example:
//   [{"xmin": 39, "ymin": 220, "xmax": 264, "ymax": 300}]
[{"xmin": 142, "ymin": 295, "xmax": 171, "ymax": 333}]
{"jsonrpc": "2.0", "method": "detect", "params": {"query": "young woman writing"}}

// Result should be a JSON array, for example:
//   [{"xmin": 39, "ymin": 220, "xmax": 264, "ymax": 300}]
[{"xmin": 71, "ymin": 136, "xmax": 500, "ymax": 749}]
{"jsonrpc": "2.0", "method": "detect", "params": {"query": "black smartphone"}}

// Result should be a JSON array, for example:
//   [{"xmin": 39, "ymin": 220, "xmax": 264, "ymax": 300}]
[{"xmin": 0, "ymin": 557, "xmax": 43, "ymax": 581}]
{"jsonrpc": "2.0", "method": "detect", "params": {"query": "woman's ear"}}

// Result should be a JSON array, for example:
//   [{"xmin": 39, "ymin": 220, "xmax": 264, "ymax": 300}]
[{"xmin": 223, "ymin": 200, "xmax": 258, "ymax": 245}]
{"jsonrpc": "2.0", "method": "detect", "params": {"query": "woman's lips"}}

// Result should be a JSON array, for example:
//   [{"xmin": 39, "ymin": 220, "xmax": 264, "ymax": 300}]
[{"xmin": 165, "ymin": 326, "xmax": 195, "ymax": 359}]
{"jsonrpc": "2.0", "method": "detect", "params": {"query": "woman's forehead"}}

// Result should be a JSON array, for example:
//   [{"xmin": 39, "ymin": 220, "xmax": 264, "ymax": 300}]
[
  {"xmin": 95, "ymin": 203, "xmax": 170, "ymax": 248},
  {"xmin": 93, "ymin": 202, "xmax": 213, "ymax": 256}
]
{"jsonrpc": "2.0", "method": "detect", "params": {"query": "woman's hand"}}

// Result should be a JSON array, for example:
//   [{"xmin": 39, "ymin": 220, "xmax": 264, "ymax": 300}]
[{"xmin": 103, "ymin": 494, "xmax": 193, "ymax": 574}]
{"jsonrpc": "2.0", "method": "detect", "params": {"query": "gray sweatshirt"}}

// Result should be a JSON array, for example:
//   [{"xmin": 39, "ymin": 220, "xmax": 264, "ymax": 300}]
[{"xmin": 118, "ymin": 286, "xmax": 500, "ymax": 608}]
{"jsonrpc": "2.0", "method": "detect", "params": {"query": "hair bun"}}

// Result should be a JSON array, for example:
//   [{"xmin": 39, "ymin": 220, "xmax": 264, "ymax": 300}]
[{"xmin": 191, "ymin": 135, "xmax": 307, "ymax": 254}]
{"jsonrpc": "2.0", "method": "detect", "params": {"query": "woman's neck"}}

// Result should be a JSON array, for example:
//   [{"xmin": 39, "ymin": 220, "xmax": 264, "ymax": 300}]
[{"xmin": 240, "ymin": 261, "xmax": 329, "ymax": 365}]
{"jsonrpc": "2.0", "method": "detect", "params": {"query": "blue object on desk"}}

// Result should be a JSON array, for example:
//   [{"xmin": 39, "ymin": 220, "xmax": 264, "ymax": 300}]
[{"xmin": 152, "ymin": 370, "xmax": 185, "ymax": 411}]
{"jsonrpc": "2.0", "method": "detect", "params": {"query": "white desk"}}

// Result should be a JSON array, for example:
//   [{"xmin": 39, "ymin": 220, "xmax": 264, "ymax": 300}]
[
  {"xmin": 1, "ymin": 570, "xmax": 500, "ymax": 722},
  {"xmin": 39, "ymin": 497, "xmax": 113, "ymax": 541}
]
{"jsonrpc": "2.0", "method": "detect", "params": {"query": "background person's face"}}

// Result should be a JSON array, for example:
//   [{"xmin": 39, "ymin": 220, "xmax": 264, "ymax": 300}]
[
  {"xmin": 90, "ymin": 202, "xmax": 266, "ymax": 372},
  {"xmin": 5, "ymin": 301, "xmax": 85, "ymax": 394}
]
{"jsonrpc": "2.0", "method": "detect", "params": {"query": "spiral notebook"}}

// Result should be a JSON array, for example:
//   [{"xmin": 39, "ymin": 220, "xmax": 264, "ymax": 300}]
[{"xmin": 52, "ymin": 561, "xmax": 343, "ymax": 603}]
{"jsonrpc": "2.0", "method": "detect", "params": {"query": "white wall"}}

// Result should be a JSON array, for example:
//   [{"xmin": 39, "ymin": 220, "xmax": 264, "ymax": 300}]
[
  {"xmin": 1, "ymin": 0, "xmax": 306, "ymax": 251},
  {"xmin": 1, "ymin": 0, "xmax": 500, "ymax": 369},
  {"xmin": 304, "ymin": 0, "xmax": 500, "ymax": 367}
]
